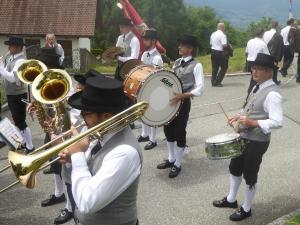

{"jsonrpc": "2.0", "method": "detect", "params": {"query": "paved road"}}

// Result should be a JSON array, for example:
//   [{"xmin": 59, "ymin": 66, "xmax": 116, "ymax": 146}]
[{"xmin": 0, "ymin": 74, "xmax": 300, "ymax": 225}]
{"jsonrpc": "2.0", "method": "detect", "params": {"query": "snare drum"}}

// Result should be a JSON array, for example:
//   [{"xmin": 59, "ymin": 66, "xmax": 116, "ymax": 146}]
[
  {"xmin": 205, "ymin": 133, "xmax": 245, "ymax": 160},
  {"xmin": 124, "ymin": 65, "xmax": 182, "ymax": 127}
]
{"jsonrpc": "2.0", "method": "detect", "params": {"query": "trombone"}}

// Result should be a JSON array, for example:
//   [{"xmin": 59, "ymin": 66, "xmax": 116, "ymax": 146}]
[{"xmin": 0, "ymin": 101, "xmax": 149, "ymax": 193}]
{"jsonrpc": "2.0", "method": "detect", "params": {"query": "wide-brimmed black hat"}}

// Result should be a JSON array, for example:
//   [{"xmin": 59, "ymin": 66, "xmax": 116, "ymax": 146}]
[
  {"xmin": 119, "ymin": 17, "xmax": 133, "ymax": 27},
  {"xmin": 142, "ymin": 29, "xmax": 159, "ymax": 40},
  {"xmin": 178, "ymin": 34, "xmax": 199, "ymax": 48},
  {"xmin": 4, "ymin": 36, "xmax": 25, "ymax": 46},
  {"xmin": 68, "ymin": 76, "xmax": 127, "ymax": 113},
  {"xmin": 253, "ymin": 53, "xmax": 278, "ymax": 69},
  {"xmin": 36, "ymin": 47, "xmax": 63, "ymax": 69},
  {"xmin": 73, "ymin": 69, "xmax": 105, "ymax": 85}
]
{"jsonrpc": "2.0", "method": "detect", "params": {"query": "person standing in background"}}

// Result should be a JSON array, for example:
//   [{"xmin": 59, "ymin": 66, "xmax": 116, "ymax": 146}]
[{"xmin": 45, "ymin": 33, "xmax": 65, "ymax": 66}]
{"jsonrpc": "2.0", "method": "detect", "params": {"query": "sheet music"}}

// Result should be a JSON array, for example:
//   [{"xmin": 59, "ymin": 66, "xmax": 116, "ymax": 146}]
[{"xmin": 0, "ymin": 118, "xmax": 24, "ymax": 150}]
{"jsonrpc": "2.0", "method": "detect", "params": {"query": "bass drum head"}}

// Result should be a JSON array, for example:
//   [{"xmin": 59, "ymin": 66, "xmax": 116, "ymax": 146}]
[{"xmin": 137, "ymin": 70, "xmax": 182, "ymax": 127}]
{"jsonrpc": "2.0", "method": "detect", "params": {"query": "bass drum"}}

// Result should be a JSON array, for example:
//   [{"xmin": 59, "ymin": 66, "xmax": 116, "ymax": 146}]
[{"xmin": 124, "ymin": 65, "xmax": 182, "ymax": 127}]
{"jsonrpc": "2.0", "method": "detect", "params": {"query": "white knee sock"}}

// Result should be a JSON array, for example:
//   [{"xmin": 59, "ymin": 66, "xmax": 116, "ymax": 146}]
[
  {"xmin": 141, "ymin": 122, "xmax": 149, "ymax": 137},
  {"xmin": 167, "ymin": 141, "xmax": 175, "ymax": 163},
  {"xmin": 174, "ymin": 146, "xmax": 184, "ymax": 168},
  {"xmin": 227, "ymin": 175, "xmax": 242, "ymax": 203},
  {"xmin": 150, "ymin": 127, "xmax": 157, "ymax": 143},
  {"xmin": 54, "ymin": 174, "xmax": 64, "ymax": 198},
  {"xmin": 65, "ymin": 193, "xmax": 72, "ymax": 212},
  {"xmin": 242, "ymin": 184, "xmax": 256, "ymax": 212},
  {"xmin": 22, "ymin": 127, "xmax": 34, "ymax": 149}
]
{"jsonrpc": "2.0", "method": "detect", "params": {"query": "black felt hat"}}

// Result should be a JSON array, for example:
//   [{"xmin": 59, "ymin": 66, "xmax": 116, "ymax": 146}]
[
  {"xmin": 4, "ymin": 36, "xmax": 25, "ymax": 46},
  {"xmin": 178, "ymin": 34, "xmax": 199, "ymax": 47},
  {"xmin": 142, "ymin": 29, "xmax": 159, "ymax": 40},
  {"xmin": 36, "ymin": 47, "xmax": 63, "ymax": 69},
  {"xmin": 253, "ymin": 53, "xmax": 278, "ymax": 69},
  {"xmin": 73, "ymin": 69, "xmax": 105, "ymax": 85},
  {"xmin": 119, "ymin": 17, "xmax": 133, "ymax": 27},
  {"xmin": 68, "ymin": 76, "xmax": 127, "ymax": 113}
]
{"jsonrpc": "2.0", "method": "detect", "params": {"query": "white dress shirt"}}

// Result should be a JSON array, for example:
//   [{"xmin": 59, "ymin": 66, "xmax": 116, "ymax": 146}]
[
  {"xmin": 116, "ymin": 32, "xmax": 140, "ymax": 62},
  {"xmin": 248, "ymin": 79, "xmax": 283, "ymax": 134},
  {"xmin": 49, "ymin": 43, "xmax": 65, "ymax": 65},
  {"xmin": 141, "ymin": 47, "xmax": 163, "ymax": 68},
  {"xmin": 210, "ymin": 30, "xmax": 227, "ymax": 51},
  {"xmin": 0, "ymin": 52, "xmax": 25, "ymax": 83},
  {"xmin": 263, "ymin": 28, "xmax": 276, "ymax": 44},
  {"xmin": 71, "ymin": 132, "xmax": 141, "ymax": 214},
  {"xmin": 174, "ymin": 56, "xmax": 204, "ymax": 97},
  {"xmin": 281, "ymin": 25, "xmax": 291, "ymax": 46},
  {"xmin": 246, "ymin": 37, "xmax": 270, "ymax": 61}
]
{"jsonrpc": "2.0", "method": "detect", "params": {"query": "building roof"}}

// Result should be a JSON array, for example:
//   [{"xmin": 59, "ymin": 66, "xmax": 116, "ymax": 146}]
[{"xmin": 0, "ymin": 0, "xmax": 99, "ymax": 37}]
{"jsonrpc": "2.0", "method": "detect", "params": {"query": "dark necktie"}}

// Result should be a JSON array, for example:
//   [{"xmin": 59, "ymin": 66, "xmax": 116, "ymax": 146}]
[
  {"xmin": 253, "ymin": 84, "xmax": 260, "ymax": 93},
  {"xmin": 180, "ymin": 59, "xmax": 186, "ymax": 67},
  {"xmin": 90, "ymin": 141, "xmax": 102, "ymax": 156},
  {"xmin": 147, "ymin": 52, "xmax": 150, "ymax": 58},
  {"xmin": 123, "ymin": 34, "xmax": 125, "ymax": 42}
]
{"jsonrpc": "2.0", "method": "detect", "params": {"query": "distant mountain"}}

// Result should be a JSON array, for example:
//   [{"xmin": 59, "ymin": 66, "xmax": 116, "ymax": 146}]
[{"xmin": 184, "ymin": 0, "xmax": 300, "ymax": 28}]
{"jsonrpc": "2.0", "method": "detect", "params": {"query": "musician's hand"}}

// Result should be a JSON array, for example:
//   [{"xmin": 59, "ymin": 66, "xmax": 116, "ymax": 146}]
[
  {"xmin": 65, "ymin": 127, "xmax": 90, "ymax": 154},
  {"xmin": 58, "ymin": 149, "xmax": 71, "ymax": 164},
  {"xmin": 228, "ymin": 116, "xmax": 238, "ymax": 126},
  {"xmin": 170, "ymin": 93, "xmax": 192, "ymax": 106},
  {"xmin": 50, "ymin": 133, "xmax": 63, "ymax": 146},
  {"xmin": 27, "ymin": 102, "xmax": 36, "ymax": 114},
  {"xmin": 44, "ymin": 117, "xmax": 55, "ymax": 130},
  {"xmin": 239, "ymin": 116, "xmax": 258, "ymax": 127}
]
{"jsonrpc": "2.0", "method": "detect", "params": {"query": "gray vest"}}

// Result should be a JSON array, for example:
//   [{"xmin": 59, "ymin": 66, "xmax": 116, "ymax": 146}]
[
  {"xmin": 143, "ymin": 49, "xmax": 161, "ymax": 66},
  {"xmin": 3, "ymin": 54, "xmax": 27, "ymax": 95},
  {"xmin": 75, "ymin": 127, "xmax": 143, "ymax": 225},
  {"xmin": 123, "ymin": 32, "xmax": 135, "ymax": 57},
  {"xmin": 240, "ymin": 84, "xmax": 280, "ymax": 142},
  {"xmin": 173, "ymin": 58, "xmax": 197, "ymax": 92}
]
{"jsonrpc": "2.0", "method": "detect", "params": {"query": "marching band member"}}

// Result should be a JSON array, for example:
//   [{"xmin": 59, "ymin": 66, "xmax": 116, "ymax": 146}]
[
  {"xmin": 157, "ymin": 34, "xmax": 204, "ymax": 178},
  {"xmin": 0, "ymin": 36, "xmax": 34, "ymax": 153},
  {"xmin": 59, "ymin": 76, "xmax": 142, "ymax": 225},
  {"xmin": 213, "ymin": 53, "xmax": 283, "ymax": 221},
  {"xmin": 115, "ymin": 17, "xmax": 140, "ymax": 81},
  {"xmin": 137, "ymin": 29, "xmax": 163, "ymax": 150}
]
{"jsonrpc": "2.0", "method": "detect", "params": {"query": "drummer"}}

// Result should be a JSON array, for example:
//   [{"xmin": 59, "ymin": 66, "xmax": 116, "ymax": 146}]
[
  {"xmin": 157, "ymin": 34, "xmax": 204, "ymax": 178},
  {"xmin": 213, "ymin": 53, "xmax": 283, "ymax": 221},
  {"xmin": 137, "ymin": 29, "xmax": 163, "ymax": 150},
  {"xmin": 115, "ymin": 17, "xmax": 140, "ymax": 81}
]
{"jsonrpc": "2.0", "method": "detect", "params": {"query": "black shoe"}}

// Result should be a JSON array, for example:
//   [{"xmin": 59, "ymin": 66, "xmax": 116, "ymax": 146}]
[
  {"xmin": 41, "ymin": 194, "xmax": 66, "ymax": 207},
  {"xmin": 216, "ymin": 83, "xmax": 223, "ymax": 87},
  {"xmin": 54, "ymin": 208, "xmax": 73, "ymax": 224},
  {"xmin": 25, "ymin": 147, "xmax": 35, "ymax": 154},
  {"xmin": 130, "ymin": 123, "xmax": 135, "ymax": 129},
  {"xmin": 137, "ymin": 135, "xmax": 149, "ymax": 142},
  {"xmin": 157, "ymin": 160, "xmax": 174, "ymax": 169},
  {"xmin": 275, "ymin": 80, "xmax": 281, "ymax": 85},
  {"xmin": 213, "ymin": 197, "xmax": 238, "ymax": 208},
  {"xmin": 43, "ymin": 167, "xmax": 54, "ymax": 175},
  {"xmin": 144, "ymin": 141, "xmax": 157, "ymax": 150},
  {"xmin": 229, "ymin": 207, "xmax": 252, "ymax": 221},
  {"xmin": 296, "ymin": 79, "xmax": 300, "ymax": 83},
  {"xmin": 168, "ymin": 165, "xmax": 181, "ymax": 178},
  {"xmin": 0, "ymin": 141, "xmax": 6, "ymax": 149}
]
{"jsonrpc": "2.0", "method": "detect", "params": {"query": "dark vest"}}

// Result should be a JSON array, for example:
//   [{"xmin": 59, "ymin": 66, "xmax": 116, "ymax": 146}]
[
  {"xmin": 173, "ymin": 58, "xmax": 198, "ymax": 93},
  {"xmin": 75, "ymin": 127, "xmax": 143, "ymax": 225}
]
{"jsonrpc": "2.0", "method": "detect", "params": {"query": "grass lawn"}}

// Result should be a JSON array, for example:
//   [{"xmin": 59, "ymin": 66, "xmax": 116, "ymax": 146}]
[{"xmin": 285, "ymin": 214, "xmax": 300, "ymax": 225}]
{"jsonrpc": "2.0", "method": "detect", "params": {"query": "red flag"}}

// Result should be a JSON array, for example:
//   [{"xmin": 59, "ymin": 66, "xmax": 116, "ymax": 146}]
[{"xmin": 119, "ymin": 0, "xmax": 166, "ymax": 56}]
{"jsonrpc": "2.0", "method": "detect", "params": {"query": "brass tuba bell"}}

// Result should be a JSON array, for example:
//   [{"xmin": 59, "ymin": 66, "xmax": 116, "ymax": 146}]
[{"xmin": 16, "ymin": 59, "xmax": 47, "ymax": 84}]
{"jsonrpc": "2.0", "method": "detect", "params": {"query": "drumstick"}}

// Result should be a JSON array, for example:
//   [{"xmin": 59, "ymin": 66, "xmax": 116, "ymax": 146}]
[{"xmin": 218, "ymin": 103, "xmax": 234, "ymax": 129}]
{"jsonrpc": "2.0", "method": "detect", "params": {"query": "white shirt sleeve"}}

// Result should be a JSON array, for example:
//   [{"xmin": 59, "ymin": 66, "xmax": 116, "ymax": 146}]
[
  {"xmin": 57, "ymin": 44, "xmax": 65, "ymax": 65},
  {"xmin": 221, "ymin": 33, "xmax": 227, "ymax": 46},
  {"xmin": 262, "ymin": 43, "xmax": 270, "ymax": 55},
  {"xmin": 71, "ymin": 145, "xmax": 141, "ymax": 214},
  {"xmin": 0, "ymin": 58, "xmax": 25, "ymax": 83},
  {"xmin": 153, "ymin": 55, "xmax": 164, "ymax": 68},
  {"xmin": 257, "ymin": 91, "xmax": 283, "ymax": 134},
  {"xmin": 190, "ymin": 63, "xmax": 204, "ymax": 97},
  {"xmin": 116, "ymin": 35, "xmax": 122, "ymax": 47},
  {"xmin": 118, "ymin": 37, "xmax": 140, "ymax": 62},
  {"xmin": 140, "ymin": 52, "xmax": 146, "ymax": 63}
]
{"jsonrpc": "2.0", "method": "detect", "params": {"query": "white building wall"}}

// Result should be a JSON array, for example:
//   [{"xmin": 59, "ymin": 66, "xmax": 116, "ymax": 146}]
[{"xmin": 78, "ymin": 38, "xmax": 91, "ymax": 50}]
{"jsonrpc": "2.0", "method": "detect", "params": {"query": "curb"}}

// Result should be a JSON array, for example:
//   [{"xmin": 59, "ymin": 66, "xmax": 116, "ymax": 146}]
[
  {"xmin": 266, "ymin": 208, "xmax": 300, "ymax": 225},
  {"xmin": 1, "ymin": 103, "xmax": 8, "ymax": 113}
]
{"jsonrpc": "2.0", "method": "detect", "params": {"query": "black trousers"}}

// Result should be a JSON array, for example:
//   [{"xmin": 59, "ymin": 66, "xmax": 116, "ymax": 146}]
[
  {"xmin": 66, "ymin": 183, "xmax": 76, "ymax": 213},
  {"xmin": 229, "ymin": 139, "xmax": 269, "ymax": 187},
  {"xmin": 211, "ymin": 50, "xmax": 229, "ymax": 85},
  {"xmin": 164, "ymin": 99, "xmax": 191, "ymax": 148},
  {"xmin": 6, "ymin": 93, "xmax": 28, "ymax": 130},
  {"xmin": 281, "ymin": 45, "xmax": 294, "ymax": 75},
  {"xmin": 297, "ymin": 53, "xmax": 300, "ymax": 82}
]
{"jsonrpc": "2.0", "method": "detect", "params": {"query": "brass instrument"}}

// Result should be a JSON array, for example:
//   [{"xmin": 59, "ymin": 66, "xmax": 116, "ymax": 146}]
[
  {"xmin": 0, "ymin": 101, "xmax": 148, "ymax": 193},
  {"xmin": 16, "ymin": 60, "xmax": 47, "ymax": 84}
]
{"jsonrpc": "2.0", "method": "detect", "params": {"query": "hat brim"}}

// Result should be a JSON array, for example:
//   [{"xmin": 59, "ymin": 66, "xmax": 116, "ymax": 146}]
[
  {"xmin": 68, "ymin": 92, "xmax": 127, "ymax": 114},
  {"xmin": 4, "ymin": 40, "xmax": 25, "ymax": 46},
  {"xmin": 73, "ymin": 75, "xmax": 86, "ymax": 85},
  {"xmin": 253, "ymin": 62, "xmax": 278, "ymax": 70},
  {"xmin": 177, "ymin": 39, "xmax": 199, "ymax": 48}
]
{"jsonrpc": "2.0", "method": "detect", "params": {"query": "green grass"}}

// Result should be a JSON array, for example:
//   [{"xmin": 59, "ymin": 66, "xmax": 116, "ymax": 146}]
[
  {"xmin": 197, "ymin": 47, "xmax": 246, "ymax": 74},
  {"xmin": 285, "ymin": 214, "xmax": 300, "ymax": 225}
]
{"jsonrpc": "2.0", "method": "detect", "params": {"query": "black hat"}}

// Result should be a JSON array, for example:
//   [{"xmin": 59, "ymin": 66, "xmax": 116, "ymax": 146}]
[
  {"xmin": 142, "ymin": 29, "xmax": 159, "ymax": 40},
  {"xmin": 73, "ymin": 69, "xmax": 105, "ymax": 85},
  {"xmin": 178, "ymin": 34, "xmax": 199, "ymax": 48},
  {"xmin": 4, "ymin": 36, "xmax": 25, "ymax": 46},
  {"xmin": 253, "ymin": 53, "xmax": 278, "ymax": 69},
  {"xmin": 119, "ymin": 17, "xmax": 133, "ymax": 27},
  {"xmin": 68, "ymin": 76, "xmax": 127, "ymax": 113},
  {"xmin": 36, "ymin": 47, "xmax": 63, "ymax": 69}
]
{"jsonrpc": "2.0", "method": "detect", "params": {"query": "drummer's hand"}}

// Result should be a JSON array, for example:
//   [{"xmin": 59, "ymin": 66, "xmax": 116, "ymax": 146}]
[
  {"xmin": 228, "ymin": 116, "xmax": 238, "ymax": 126},
  {"xmin": 239, "ymin": 116, "xmax": 258, "ymax": 127},
  {"xmin": 58, "ymin": 149, "xmax": 71, "ymax": 164},
  {"xmin": 65, "ymin": 127, "xmax": 90, "ymax": 155},
  {"xmin": 170, "ymin": 93, "xmax": 192, "ymax": 106}
]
